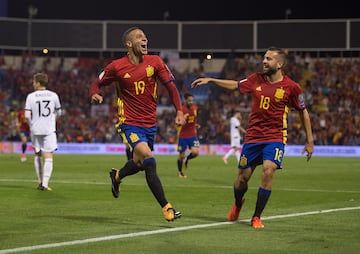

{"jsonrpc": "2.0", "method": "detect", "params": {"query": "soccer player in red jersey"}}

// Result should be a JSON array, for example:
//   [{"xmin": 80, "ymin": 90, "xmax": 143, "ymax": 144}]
[
  {"xmin": 191, "ymin": 47, "xmax": 314, "ymax": 228},
  {"xmin": 16, "ymin": 108, "xmax": 30, "ymax": 162},
  {"xmin": 176, "ymin": 92, "xmax": 200, "ymax": 178},
  {"xmin": 89, "ymin": 27, "xmax": 185, "ymax": 221}
]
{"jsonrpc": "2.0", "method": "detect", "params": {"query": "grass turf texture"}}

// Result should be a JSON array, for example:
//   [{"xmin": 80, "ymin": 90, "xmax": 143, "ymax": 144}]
[{"xmin": 0, "ymin": 154, "xmax": 359, "ymax": 254}]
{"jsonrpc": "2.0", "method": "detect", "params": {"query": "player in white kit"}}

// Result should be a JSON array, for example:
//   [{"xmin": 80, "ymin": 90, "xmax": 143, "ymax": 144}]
[
  {"xmin": 223, "ymin": 110, "xmax": 246, "ymax": 164},
  {"xmin": 25, "ymin": 73, "xmax": 62, "ymax": 191}
]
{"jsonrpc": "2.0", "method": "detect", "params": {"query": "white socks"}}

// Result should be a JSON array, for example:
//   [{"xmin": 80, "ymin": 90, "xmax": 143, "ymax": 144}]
[
  {"xmin": 34, "ymin": 156, "xmax": 53, "ymax": 188},
  {"xmin": 42, "ymin": 158, "xmax": 53, "ymax": 188},
  {"xmin": 34, "ymin": 155, "xmax": 43, "ymax": 185}
]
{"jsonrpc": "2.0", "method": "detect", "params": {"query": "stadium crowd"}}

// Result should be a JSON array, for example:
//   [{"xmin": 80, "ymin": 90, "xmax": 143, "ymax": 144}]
[{"xmin": 0, "ymin": 51, "xmax": 359, "ymax": 146}]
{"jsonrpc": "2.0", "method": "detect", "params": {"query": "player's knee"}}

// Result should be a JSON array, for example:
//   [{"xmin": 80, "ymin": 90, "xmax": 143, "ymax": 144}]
[
  {"xmin": 192, "ymin": 151, "xmax": 200, "ymax": 156},
  {"xmin": 142, "ymin": 157, "xmax": 156, "ymax": 173},
  {"xmin": 236, "ymin": 173, "xmax": 249, "ymax": 186}
]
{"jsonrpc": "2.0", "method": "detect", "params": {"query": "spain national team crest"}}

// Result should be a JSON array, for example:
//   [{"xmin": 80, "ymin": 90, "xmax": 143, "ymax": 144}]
[
  {"xmin": 129, "ymin": 132, "xmax": 140, "ymax": 143},
  {"xmin": 240, "ymin": 155, "xmax": 247, "ymax": 167},
  {"xmin": 146, "ymin": 65, "xmax": 154, "ymax": 78},
  {"xmin": 274, "ymin": 87, "xmax": 285, "ymax": 102}
]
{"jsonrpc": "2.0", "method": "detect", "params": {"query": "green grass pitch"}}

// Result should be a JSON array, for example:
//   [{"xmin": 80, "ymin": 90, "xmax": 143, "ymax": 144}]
[{"xmin": 0, "ymin": 153, "xmax": 359, "ymax": 254}]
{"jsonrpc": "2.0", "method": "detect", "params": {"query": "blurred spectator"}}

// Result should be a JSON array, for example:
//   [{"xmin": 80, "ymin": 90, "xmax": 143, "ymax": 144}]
[{"xmin": 0, "ymin": 53, "xmax": 359, "ymax": 145}]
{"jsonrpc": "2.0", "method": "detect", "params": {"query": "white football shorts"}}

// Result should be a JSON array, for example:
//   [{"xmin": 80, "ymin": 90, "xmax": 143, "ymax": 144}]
[{"xmin": 31, "ymin": 132, "xmax": 58, "ymax": 153}]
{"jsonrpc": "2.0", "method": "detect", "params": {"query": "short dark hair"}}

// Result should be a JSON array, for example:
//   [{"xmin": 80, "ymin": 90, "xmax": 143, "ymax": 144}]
[
  {"xmin": 122, "ymin": 26, "xmax": 140, "ymax": 47},
  {"xmin": 267, "ymin": 46, "xmax": 287, "ymax": 66},
  {"xmin": 232, "ymin": 109, "xmax": 241, "ymax": 115},
  {"xmin": 184, "ymin": 92, "xmax": 194, "ymax": 99}
]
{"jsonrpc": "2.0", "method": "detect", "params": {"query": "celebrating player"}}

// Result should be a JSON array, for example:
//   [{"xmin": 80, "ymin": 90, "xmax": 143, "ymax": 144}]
[
  {"xmin": 192, "ymin": 47, "xmax": 314, "ymax": 228},
  {"xmin": 89, "ymin": 27, "xmax": 185, "ymax": 221}
]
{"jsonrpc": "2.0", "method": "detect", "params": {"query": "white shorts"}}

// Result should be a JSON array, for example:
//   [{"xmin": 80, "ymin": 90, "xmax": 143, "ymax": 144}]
[
  {"xmin": 31, "ymin": 132, "xmax": 58, "ymax": 153},
  {"xmin": 230, "ymin": 135, "xmax": 241, "ymax": 148}
]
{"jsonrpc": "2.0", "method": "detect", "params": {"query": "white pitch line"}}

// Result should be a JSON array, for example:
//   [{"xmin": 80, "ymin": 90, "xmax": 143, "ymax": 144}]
[
  {"xmin": 1, "ymin": 179, "xmax": 359, "ymax": 193},
  {"xmin": 1, "ymin": 206, "xmax": 359, "ymax": 254}
]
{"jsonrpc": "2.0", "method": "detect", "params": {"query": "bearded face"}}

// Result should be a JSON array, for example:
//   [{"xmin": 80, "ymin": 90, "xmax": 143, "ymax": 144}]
[{"xmin": 263, "ymin": 65, "xmax": 278, "ymax": 76}]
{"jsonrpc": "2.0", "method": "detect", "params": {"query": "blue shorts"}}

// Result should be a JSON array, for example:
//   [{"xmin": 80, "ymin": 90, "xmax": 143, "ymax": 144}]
[
  {"xmin": 238, "ymin": 142, "xmax": 285, "ymax": 169},
  {"xmin": 20, "ymin": 131, "xmax": 30, "ymax": 138},
  {"xmin": 177, "ymin": 136, "xmax": 199, "ymax": 153},
  {"xmin": 116, "ymin": 124, "xmax": 156, "ymax": 151}
]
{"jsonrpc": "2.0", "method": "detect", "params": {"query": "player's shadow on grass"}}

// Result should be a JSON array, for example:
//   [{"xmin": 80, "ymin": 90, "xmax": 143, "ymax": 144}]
[{"xmin": 49, "ymin": 215, "xmax": 115, "ymax": 224}]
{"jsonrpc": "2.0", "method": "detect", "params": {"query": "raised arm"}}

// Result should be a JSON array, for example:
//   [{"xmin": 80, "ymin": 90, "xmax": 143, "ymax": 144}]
[
  {"xmin": 89, "ymin": 67, "xmax": 116, "ymax": 104},
  {"xmin": 191, "ymin": 77, "xmax": 238, "ymax": 90}
]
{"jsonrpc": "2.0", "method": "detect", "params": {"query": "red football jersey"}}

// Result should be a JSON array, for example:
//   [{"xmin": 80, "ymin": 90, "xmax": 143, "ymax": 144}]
[
  {"xmin": 178, "ymin": 104, "xmax": 198, "ymax": 138},
  {"xmin": 16, "ymin": 110, "xmax": 30, "ymax": 132},
  {"xmin": 91, "ymin": 55, "xmax": 178, "ymax": 128},
  {"xmin": 238, "ymin": 72, "xmax": 305, "ymax": 144}
]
